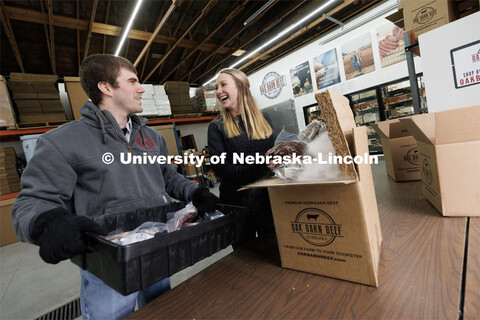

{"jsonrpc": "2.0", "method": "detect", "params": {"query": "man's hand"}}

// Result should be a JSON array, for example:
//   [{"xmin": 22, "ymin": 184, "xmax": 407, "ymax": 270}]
[
  {"xmin": 31, "ymin": 208, "xmax": 108, "ymax": 264},
  {"xmin": 192, "ymin": 186, "xmax": 220, "ymax": 216}
]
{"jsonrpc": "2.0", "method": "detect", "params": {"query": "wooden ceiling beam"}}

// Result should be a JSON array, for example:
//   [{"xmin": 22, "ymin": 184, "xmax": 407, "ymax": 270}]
[
  {"xmin": 158, "ymin": 0, "xmax": 247, "ymax": 84},
  {"xmin": 143, "ymin": 0, "xmax": 218, "ymax": 83},
  {"xmin": 83, "ymin": 0, "xmax": 98, "ymax": 59},
  {"xmin": 133, "ymin": 0, "xmax": 181, "ymax": 67},
  {"xmin": 190, "ymin": 0, "xmax": 306, "ymax": 83},
  {"xmin": 238, "ymin": 0, "xmax": 355, "ymax": 72},
  {"xmin": 0, "ymin": 1, "xmax": 25, "ymax": 72},
  {"xmin": 39, "ymin": 0, "xmax": 54, "ymax": 74},
  {"xmin": 2, "ymin": 5, "xmax": 236, "ymax": 55},
  {"xmin": 102, "ymin": 0, "xmax": 110, "ymax": 54},
  {"xmin": 76, "ymin": 0, "xmax": 80, "ymax": 72},
  {"xmin": 182, "ymin": 0, "xmax": 285, "ymax": 82},
  {"xmin": 46, "ymin": 0, "xmax": 56, "ymax": 74},
  {"xmin": 247, "ymin": 0, "xmax": 381, "ymax": 75}
]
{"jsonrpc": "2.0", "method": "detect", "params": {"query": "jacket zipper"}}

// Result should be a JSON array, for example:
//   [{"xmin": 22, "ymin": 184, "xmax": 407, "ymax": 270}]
[{"xmin": 102, "ymin": 111, "xmax": 133, "ymax": 153}]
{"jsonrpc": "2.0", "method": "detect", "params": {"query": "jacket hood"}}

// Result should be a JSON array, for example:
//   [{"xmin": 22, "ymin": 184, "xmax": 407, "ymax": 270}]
[{"xmin": 79, "ymin": 100, "xmax": 149, "ymax": 144}]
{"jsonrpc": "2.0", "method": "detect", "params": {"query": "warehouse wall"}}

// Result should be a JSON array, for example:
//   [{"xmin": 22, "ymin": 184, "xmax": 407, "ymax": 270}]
[{"xmin": 247, "ymin": 0, "xmax": 422, "ymax": 131}]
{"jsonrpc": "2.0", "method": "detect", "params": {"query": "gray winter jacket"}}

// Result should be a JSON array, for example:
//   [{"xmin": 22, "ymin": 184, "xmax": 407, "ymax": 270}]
[{"xmin": 12, "ymin": 101, "xmax": 198, "ymax": 243}]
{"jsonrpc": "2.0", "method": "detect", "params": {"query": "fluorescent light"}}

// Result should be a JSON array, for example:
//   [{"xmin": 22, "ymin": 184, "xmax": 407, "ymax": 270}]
[
  {"xmin": 244, "ymin": 0, "xmax": 276, "ymax": 26},
  {"xmin": 202, "ymin": 0, "xmax": 338, "ymax": 86},
  {"xmin": 115, "ymin": 0, "xmax": 143, "ymax": 56}
]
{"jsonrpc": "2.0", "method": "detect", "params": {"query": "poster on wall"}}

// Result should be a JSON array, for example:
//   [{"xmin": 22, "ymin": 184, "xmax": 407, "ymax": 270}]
[
  {"xmin": 341, "ymin": 33, "xmax": 375, "ymax": 80},
  {"xmin": 290, "ymin": 61, "xmax": 313, "ymax": 97},
  {"xmin": 312, "ymin": 48, "xmax": 341, "ymax": 90},
  {"xmin": 451, "ymin": 40, "xmax": 480, "ymax": 88},
  {"xmin": 377, "ymin": 22, "xmax": 406, "ymax": 68}
]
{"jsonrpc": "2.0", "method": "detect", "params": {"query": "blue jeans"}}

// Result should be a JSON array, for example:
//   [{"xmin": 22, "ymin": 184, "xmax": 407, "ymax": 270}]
[{"xmin": 79, "ymin": 269, "xmax": 170, "ymax": 320}]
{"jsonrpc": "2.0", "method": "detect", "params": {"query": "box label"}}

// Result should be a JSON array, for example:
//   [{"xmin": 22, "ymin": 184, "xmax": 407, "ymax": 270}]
[{"xmin": 290, "ymin": 207, "xmax": 343, "ymax": 246}]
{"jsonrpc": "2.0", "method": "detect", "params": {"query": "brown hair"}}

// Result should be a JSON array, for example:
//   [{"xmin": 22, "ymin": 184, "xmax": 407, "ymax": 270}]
[
  {"xmin": 217, "ymin": 68, "xmax": 273, "ymax": 140},
  {"xmin": 79, "ymin": 54, "xmax": 137, "ymax": 105}
]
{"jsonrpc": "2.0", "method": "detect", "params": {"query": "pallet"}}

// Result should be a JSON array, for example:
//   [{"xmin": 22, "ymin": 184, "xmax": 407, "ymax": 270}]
[
  {"xmin": 143, "ymin": 115, "xmax": 172, "ymax": 121},
  {"xmin": 15, "ymin": 120, "xmax": 70, "ymax": 129},
  {"xmin": 172, "ymin": 113, "xmax": 203, "ymax": 118}
]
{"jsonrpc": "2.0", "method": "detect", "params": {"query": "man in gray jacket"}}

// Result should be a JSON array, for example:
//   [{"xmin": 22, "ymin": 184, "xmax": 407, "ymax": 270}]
[{"xmin": 12, "ymin": 54, "xmax": 218, "ymax": 319}]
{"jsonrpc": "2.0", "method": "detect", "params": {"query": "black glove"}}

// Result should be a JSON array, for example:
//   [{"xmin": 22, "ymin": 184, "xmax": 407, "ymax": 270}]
[
  {"xmin": 250, "ymin": 164, "xmax": 274, "ymax": 180},
  {"xmin": 192, "ymin": 186, "xmax": 219, "ymax": 216},
  {"xmin": 31, "ymin": 208, "xmax": 108, "ymax": 264}
]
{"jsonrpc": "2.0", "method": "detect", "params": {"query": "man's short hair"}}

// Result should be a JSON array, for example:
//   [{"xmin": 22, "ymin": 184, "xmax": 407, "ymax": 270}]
[{"xmin": 80, "ymin": 54, "xmax": 137, "ymax": 106}]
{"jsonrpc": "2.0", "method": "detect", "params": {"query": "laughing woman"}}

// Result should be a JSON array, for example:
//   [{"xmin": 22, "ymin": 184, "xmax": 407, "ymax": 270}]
[{"xmin": 208, "ymin": 68, "xmax": 276, "ymax": 245}]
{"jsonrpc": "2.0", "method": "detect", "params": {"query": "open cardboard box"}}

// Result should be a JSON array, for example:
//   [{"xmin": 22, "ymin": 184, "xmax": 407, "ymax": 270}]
[
  {"xmin": 399, "ymin": 105, "xmax": 480, "ymax": 216},
  {"xmin": 243, "ymin": 91, "xmax": 382, "ymax": 286},
  {"xmin": 371, "ymin": 119, "xmax": 421, "ymax": 182}
]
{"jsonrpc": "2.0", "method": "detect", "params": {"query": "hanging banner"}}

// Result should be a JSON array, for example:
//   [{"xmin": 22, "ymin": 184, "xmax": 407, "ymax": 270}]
[
  {"xmin": 290, "ymin": 61, "xmax": 313, "ymax": 98},
  {"xmin": 312, "ymin": 48, "xmax": 341, "ymax": 90},
  {"xmin": 341, "ymin": 33, "xmax": 376, "ymax": 80},
  {"xmin": 451, "ymin": 40, "xmax": 480, "ymax": 89},
  {"xmin": 377, "ymin": 22, "xmax": 406, "ymax": 68}
]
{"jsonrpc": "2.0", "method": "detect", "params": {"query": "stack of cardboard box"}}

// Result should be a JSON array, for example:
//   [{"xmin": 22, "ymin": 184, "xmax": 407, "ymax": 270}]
[
  {"xmin": 164, "ymin": 81, "xmax": 192, "ymax": 115},
  {"xmin": 0, "ymin": 147, "xmax": 20, "ymax": 195},
  {"xmin": 0, "ymin": 76, "xmax": 16, "ymax": 128},
  {"xmin": 8, "ymin": 73, "xmax": 66, "ymax": 123}
]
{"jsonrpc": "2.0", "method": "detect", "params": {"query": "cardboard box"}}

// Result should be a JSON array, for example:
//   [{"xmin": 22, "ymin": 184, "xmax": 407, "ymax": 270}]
[
  {"xmin": 149, "ymin": 124, "xmax": 180, "ymax": 156},
  {"xmin": 243, "ymin": 91, "xmax": 382, "ymax": 286},
  {"xmin": 403, "ymin": 0, "xmax": 456, "ymax": 38},
  {"xmin": 399, "ymin": 105, "xmax": 480, "ymax": 216},
  {"xmin": 371, "ymin": 119, "xmax": 421, "ymax": 181},
  {"xmin": 64, "ymin": 77, "xmax": 89, "ymax": 120},
  {"xmin": 0, "ymin": 198, "xmax": 19, "ymax": 246},
  {"xmin": 0, "ymin": 76, "xmax": 16, "ymax": 128}
]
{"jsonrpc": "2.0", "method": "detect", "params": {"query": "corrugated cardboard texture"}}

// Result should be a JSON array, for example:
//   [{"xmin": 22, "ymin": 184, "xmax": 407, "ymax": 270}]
[
  {"xmin": 315, "ymin": 90, "xmax": 357, "ymax": 180},
  {"xmin": 400, "ymin": 105, "xmax": 480, "ymax": 216},
  {"xmin": 64, "ymin": 77, "xmax": 89, "ymax": 120},
  {"xmin": 403, "ymin": 0, "xmax": 456, "ymax": 37},
  {"xmin": 371, "ymin": 120, "xmax": 420, "ymax": 181},
  {"xmin": 0, "ymin": 198, "xmax": 19, "ymax": 246},
  {"xmin": 267, "ymin": 126, "xmax": 381, "ymax": 286},
  {"xmin": 149, "ymin": 124, "xmax": 180, "ymax": 156}
]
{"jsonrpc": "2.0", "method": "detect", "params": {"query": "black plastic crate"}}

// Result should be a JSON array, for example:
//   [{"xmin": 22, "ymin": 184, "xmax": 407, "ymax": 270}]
[{"xmin": 71, "ymin": 203, "xmax": 248, "ymax": 295}]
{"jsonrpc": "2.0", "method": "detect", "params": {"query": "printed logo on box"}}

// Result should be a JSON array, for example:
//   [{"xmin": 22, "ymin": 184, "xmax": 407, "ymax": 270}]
[
  {"xmin": 290, "ymin": 208, "xmax": 342, "ymax": 246},
  {"xmin": 414, "ymin": 7, "xmax": 437, "ymax": 24},
  {"xmin": 404, "ymin": 147, "xmax": 419, "ymax": 166},
  {"xmin": 422, "ymin": 158, "xmax": 433, "ymax": 185}
]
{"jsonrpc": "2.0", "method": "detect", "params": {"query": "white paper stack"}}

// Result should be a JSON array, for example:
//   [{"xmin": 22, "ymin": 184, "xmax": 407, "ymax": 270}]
[{"xmin": 153, "ymin": 85, "xmax": 171, "ymax": 116}]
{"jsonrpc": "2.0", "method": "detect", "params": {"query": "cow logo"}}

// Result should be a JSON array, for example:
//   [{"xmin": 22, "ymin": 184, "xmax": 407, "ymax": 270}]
[
  {"xmin": 136, "ymin": 135, "xmax": 154, "ymax": 149},
  {"xmin": 422, "ymin": 159, "xmax": 433, "ymax": 185},
  {"xmin": 404, "ymin": 147, "xmax": 419, "ymax": 166},
  {"xmin": 290, "ymin": 208, "xmax": 342, "ymax": 246},
  {"xmin": 260, "ymin": 72, "xmax": 287, "ymax": 99},
  {"xmin": 414, "ymin": 7, "xmax": 436, "ymax": 24}
]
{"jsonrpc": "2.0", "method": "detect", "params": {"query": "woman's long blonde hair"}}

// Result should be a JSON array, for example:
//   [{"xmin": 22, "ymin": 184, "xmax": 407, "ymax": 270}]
[{"xmin": 217, "ymin": 68, "xmax": 273, "ymax": 140}]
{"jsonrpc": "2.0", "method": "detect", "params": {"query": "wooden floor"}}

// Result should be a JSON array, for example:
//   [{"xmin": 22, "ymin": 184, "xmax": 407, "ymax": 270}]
[{"xmin": 126, "ymin": 161, "xmax": 478, "ymax": 320}]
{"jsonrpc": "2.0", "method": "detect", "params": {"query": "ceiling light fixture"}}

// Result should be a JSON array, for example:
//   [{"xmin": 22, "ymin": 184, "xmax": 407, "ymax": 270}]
[
  {"xmin": 202, "ymin": 0, "xmax": 338, "ymax": 86},
  {"xmin": 114, "ymin": 0, "xmax": 144, "ymax": 56},
  {"xmin": 243, "ymin": 0, "xmax": 276, "ymax": 26}
]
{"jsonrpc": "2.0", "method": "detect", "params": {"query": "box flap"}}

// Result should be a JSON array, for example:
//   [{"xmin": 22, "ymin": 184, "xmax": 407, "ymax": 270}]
[
  {"xmin": 435, "ymin": 105, "xmax": 480, "ymax": 144},
  {"xmin": 399, "ymin": 114, "xmax": 436, "ymax": 145},
  {"xmin": 370, "ymin": 123, "xmax": 389, "ymax": 140},
  {"xmin": 239, "ymin": 177, "xmax": 356, "ymax": 190},
  {"xmin": 385, "ymin": 10, "xmax": 404, "ymax": 29},
  {"xmin": 389, "ymin": 121, "xmax": 411, "ymax": 138}
]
